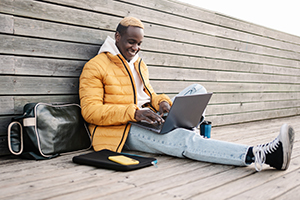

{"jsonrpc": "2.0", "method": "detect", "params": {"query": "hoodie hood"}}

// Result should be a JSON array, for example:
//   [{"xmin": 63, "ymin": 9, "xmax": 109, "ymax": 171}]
[{"xmin": 98, "ymin": 36, "xmax": 139, "ymax": 64}]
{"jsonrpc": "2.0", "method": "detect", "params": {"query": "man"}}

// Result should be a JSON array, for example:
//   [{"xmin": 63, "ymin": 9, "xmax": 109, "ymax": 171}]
[{"xmin": 79, "ymin": 17, "xmax": 295, "ymax": 171}]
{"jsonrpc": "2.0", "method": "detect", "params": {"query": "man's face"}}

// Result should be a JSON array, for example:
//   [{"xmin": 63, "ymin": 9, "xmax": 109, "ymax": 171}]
[{"xmin": 115, "ymin": 26, "xmax": 144, "ymax": 61}]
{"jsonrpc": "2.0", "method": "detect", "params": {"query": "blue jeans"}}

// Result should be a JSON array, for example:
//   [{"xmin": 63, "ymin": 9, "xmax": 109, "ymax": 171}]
[{"xmin": 124, "ymin": 84, "xmax": 249, "ymax": 166}]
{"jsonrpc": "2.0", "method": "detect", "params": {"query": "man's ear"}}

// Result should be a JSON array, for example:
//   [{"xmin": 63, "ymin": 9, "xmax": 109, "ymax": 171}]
[{"xmin": 115, "ymin": 32, "xmax": 121, "ymax": 42}]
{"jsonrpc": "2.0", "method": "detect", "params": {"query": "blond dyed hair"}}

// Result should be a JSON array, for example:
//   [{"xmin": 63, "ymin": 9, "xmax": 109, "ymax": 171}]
[
  {"xmin": 116, "ymin": 17, "xmax": 144, "ymax": 35},
  {"xmin": 119, "ymin": 17, "xmax": 144, "ymax": 29}
]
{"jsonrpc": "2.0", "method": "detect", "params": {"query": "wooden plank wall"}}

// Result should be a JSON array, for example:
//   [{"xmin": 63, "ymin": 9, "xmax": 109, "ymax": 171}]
[{"xmin": 1, "ymin": 0, "xmax": 300, "ymax": 155}]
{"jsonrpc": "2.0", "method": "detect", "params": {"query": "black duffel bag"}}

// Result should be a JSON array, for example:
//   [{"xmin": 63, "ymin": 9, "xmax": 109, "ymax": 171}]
[{"xmin": 7, "ymin": 103, "xmax": 92, "ymax": 160}]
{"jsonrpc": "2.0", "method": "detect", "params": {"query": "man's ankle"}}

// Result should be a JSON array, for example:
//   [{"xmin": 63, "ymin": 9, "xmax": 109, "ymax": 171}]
[{"xmin": 245, "ymin": 146, "xmax": 254, "ymax": 164}]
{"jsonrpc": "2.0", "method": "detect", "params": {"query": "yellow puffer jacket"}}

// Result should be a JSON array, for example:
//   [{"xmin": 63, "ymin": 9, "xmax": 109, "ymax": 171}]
[{"xmin": 79, "ymin": 52, "xmax": 172, "ymax": 152}]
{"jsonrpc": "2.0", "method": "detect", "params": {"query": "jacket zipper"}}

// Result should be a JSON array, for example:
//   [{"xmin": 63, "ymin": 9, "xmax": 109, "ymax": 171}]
[
  {"xmin": 138, "ymin": 59, "xmax": 157, "ymax": 112},
  {"xmin": 116, "ymin": 123, "xmax": 129, "ymax": 152},
  {"xmin": 91, "ymin": 125, "xmax": 98, "ymax": 143},
  {"xmin": 116, "ymin": 55, "xmax": 137, "ymax": 151},
  {"xmin": 117, "ymin": 55, "xmax": 137, "ymax": 104}
]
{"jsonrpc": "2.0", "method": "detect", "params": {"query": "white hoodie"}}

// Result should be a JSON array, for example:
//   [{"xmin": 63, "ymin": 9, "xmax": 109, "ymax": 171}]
[{"xmin": 98, "ymin": 36, "xmax": 151, "ymax": 108}]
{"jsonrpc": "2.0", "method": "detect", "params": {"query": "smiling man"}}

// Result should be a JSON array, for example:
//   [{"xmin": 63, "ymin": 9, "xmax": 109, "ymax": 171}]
[
  {"xmin": 79, "ymin": 17, "xmax": 172, "ymax": 153},
  {"xmin": 79, "ymin": 17, "xmax": 295, "ymax": 172}
]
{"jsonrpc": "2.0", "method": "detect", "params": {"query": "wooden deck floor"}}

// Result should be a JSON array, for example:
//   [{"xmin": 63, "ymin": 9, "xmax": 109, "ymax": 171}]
[{"xmin": 1, "ymin": 116, "xmax": 299, "ymax": 200}]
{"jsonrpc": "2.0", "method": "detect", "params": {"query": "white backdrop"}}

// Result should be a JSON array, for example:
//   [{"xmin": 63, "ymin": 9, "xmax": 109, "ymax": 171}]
[{"xmin": 178, "ymin": 0, "xmax": 300, "ymax": 37}]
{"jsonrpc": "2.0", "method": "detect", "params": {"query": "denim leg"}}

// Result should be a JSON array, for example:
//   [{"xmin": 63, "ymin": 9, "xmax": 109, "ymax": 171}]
[
  {"xmin": 124, "ymin": 83, "xmax": 249, "ymax": 166},
  {"xmin": 125, "ymin": 125, "xmax": 249, "ymax": 166}
]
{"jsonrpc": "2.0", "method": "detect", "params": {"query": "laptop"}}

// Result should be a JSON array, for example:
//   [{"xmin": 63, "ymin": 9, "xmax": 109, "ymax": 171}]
[{"xmin": 130, "ymin": 93, "xmax": 213, "ymax": 134}]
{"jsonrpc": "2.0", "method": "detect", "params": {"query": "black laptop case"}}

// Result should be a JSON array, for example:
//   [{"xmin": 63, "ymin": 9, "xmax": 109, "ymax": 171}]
[{"xmin": 72, "ymin": 149, "xmax": 157, "ymax": 171}]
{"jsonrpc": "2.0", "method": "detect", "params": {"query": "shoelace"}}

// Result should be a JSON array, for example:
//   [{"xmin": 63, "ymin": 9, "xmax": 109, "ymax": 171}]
[{"xmin": 253, "ymin": 137, "xmax": 280, "ymax": 171}]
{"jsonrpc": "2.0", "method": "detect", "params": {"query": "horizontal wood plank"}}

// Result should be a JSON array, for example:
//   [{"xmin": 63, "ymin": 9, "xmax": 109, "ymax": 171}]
[
  {"xmin": 209, "ymin": 92, "xmax": 300, "ymax": 104},
  {"xmin": 0, "ymin": 76, "xmax": 79, "ymax": 95},
  {"xmin": 150, "ymin": 81, "xmax": 300, "ymax": 94},
  {"xmin": 0, "ymin": 13, "xmax": 13, "ymax": 34},
  {"xmin": 0, "ymin": 35, "xmax": 99, "ymax": 60},
  {"xmin": 13, "ymin": 95, "xmax": 80, "ymax": 114},
  {"xmin": 0, "ymin": 55, "xmax": 14, "ymax": 74},
  {"xmin": 207, "ymin": 107, "xmax": 300, "ymax": 126},
  {"xmin": 0, "ymin": 96, "xmax": 14, "ymax": 115},
  {"xmin": 0, "ymin": 55, "xmax": 86, "ymax": 76},
  {"xmin": 148, "ymin": 66, "xmax": 300, "ymax": 84},
  {"xmin": 207, "ymin": 99, "xmax": 300, "ymax": 116}
]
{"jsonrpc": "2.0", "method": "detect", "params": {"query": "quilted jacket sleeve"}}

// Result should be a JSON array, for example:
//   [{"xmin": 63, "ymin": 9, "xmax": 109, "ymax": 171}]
[
  {"xmin": 79, "ymin": 58, "xmax": 138, "ymax": 126},
  {"xmin": 146, "ymin": 83, "xmax": 172, "ymax": 111}
]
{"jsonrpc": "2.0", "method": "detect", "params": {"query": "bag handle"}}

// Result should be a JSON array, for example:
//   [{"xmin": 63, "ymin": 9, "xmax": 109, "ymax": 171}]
[{"xmin": 7, "ymin": 121, "xmax": 24, "ymax": 155}]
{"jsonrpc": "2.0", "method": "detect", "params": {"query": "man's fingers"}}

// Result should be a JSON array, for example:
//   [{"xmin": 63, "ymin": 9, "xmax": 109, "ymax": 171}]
[
  {"xmin": 136, "ymin": 109, "xmax": 164, "ymax": 124},
  {"xmin": 143, "ymin": 110, "xmax": 164, "ymax": 124}
]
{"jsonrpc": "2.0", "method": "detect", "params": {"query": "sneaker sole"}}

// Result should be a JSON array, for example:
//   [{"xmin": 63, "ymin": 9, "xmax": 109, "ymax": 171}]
[{"xmin": 280, "ymin": 124, "xmax": 295, "ymax": 170}]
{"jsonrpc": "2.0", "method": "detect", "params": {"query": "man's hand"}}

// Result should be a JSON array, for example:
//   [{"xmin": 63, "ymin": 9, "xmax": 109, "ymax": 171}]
[
  {"xmin": 159, "ymin": 101, "xmax": 171, "ymax": 117},
  {"xmin": 134, "ymin": 109, "xmax": 164, "ymax": 124}
]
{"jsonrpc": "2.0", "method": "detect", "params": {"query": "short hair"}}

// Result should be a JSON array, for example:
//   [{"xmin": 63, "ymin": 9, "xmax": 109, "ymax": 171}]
[{"xmin": 116, "ymin": 17, "xmax": 144, "ymax": 35}]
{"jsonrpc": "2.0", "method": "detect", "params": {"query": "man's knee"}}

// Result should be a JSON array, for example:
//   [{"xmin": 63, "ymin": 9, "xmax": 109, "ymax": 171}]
[{"xmin": 192, "ymin": 83, "xmax": 207, "ymax": 94}]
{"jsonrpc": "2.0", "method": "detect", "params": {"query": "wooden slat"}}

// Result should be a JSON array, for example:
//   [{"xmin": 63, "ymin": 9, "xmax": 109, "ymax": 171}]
[
  {"xmin": 210, "ymin": 92, "xmax": 300, "ymax": 104},
  {"xmin": 13, "ymin": 57, "xmax": 85, "ymax": 77},
  {"xmin": 0, "ymin": 55, "xmax": 86, "ymax": 76},
  {"xmin": 207, "ymin": 99, "xmax": 300, "ymax": 116},
  {"xmin": 0, "ymin": 35, "xmax": 99, "ymax": 60},
  {"xmin": 150, "ymin": 81, "xmax": 300, "ymax": 94},
  {"xmin": 148, "ymin": 66, "xmax": 300, "ymax": 84},
  {"xmin": 0, "ymin": 13, "xmax": 13, "ymax": 34},
  {"xmin": 14, "ymin": 95, "xmax": 80, "ymax": 114},
  {"xmin": 207, "ymin": 107, "xmax": 300, "ymax": 126},
  {"xmin": 0, "ymin": 96, "xmax": 14, "ymax": 115},
  {"xmin": 0, "ymin": 55, "xmax": 14, "ymax": 74},
  {"xmin": 0, "ymin": 76, "xmax": 79, "ymax": 95}
]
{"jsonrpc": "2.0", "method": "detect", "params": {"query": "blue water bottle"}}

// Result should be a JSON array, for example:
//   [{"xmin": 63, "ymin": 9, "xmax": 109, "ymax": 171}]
[{"xmin": 200, "ymin": 121, "xmax": 212, "ymax": 138}]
